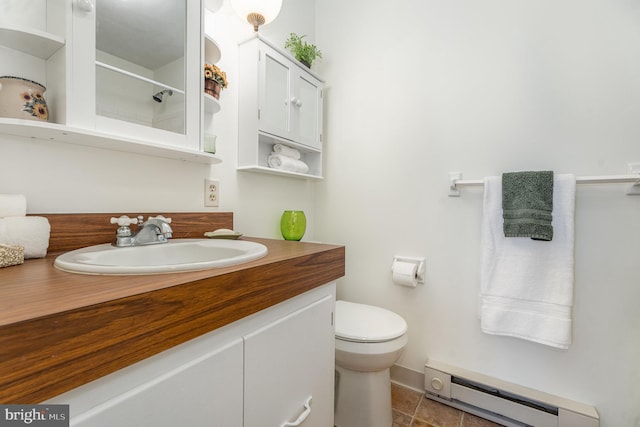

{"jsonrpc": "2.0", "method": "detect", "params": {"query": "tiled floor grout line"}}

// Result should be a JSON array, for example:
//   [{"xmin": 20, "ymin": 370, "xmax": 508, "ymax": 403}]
[
  {"xmin": 410, "ymin": 393, "xmax": 422, "ymax": 426},
  {"xmin": 408, "ymin": 392, "xmax": 424, "ymax": 427}
]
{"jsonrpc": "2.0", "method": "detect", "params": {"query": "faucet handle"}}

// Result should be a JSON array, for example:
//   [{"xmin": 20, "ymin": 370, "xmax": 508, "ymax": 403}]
[
  {"xmin": 110, "ymin": 215, "xmax": 139, "ymax": 226},
  {"xmin": 148, "ymin": 215, "xmax": 172, "ymax": 224}
]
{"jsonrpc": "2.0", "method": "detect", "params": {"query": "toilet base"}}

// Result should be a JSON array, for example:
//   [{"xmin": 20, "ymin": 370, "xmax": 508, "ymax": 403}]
[{"xmin": 334, "ymin": 365, "xmax": 392, "ymax": 427}]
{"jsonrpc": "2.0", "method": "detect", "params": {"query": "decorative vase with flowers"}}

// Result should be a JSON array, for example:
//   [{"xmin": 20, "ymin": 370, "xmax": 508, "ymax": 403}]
[
  {"xmin": 0, "ymin": 76, "xmax": 49, "ymax": 122},
  {"xmin": 204, "ymin": 63, "xmax": 228, "ymax": 100}
]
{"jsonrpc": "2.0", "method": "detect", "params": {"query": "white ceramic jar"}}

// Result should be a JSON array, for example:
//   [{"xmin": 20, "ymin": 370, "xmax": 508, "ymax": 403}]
[{"xmin": 0, "ymin": 76, "xmax": 49, "ymax": 121}]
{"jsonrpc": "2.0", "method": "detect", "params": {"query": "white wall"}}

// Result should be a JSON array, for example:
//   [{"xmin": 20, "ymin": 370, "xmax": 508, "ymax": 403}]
[{"xmin": 315, "ymin": 1, "xmax": 640, "ymax": 426}]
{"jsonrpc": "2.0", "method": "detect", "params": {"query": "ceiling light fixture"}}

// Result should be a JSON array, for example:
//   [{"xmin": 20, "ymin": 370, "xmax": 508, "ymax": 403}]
[{"xmin": 230, "ymin": 0, "xmax": 283, "ymax": 32}]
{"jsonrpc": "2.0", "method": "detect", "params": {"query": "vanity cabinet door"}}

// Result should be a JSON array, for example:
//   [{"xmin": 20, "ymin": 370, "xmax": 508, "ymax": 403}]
[
  {"xmin": 65, "ymin": 339, "xmax": 244, "ymax": 427},
  {"xmin": 243, "ymin": 293, "xmax": 335, "ymax": 427}
]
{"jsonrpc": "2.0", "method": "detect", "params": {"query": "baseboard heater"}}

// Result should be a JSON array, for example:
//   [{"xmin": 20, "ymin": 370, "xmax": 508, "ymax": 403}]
[{"xmin": 424, "ymin": 360, "xmax": 599, "ymax": 427}]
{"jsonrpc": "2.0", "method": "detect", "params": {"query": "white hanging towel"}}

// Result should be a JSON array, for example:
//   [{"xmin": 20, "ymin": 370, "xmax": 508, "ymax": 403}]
[{"xmin": 480, "ymin": 174, "xmax": 576, "ymax": 349}]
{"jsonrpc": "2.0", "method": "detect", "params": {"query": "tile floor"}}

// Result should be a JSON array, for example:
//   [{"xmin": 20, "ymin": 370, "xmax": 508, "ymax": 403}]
[{"xmin": 391, "ymin": 383, "xmax": 505, "ymax": 427}]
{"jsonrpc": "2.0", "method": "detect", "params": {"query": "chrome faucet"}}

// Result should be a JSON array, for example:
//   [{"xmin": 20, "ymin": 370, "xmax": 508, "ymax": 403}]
[{"xmin": 110, "ymin": 215, "xmax": 173, "ymax": 247}]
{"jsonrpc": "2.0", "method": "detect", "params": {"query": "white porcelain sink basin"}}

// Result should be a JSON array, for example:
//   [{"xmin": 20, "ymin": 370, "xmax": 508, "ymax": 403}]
[{"xmin": 54, "ymin": 239, "xmax": 268, "ymax": 275}]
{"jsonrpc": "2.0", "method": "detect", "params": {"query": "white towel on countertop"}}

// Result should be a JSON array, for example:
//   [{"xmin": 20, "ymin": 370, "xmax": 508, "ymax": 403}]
[
  {"xmin": 0, "ymin": 216, "xmax": 50, "ymax": 259},
  {"xmin": 268, "ymin": 153, "xmax": 309, "ymax": 174},
  {"xmin": 480, "ymin": 174, "xmax": 576, "ymax": 349},
  {"xmin": 0, "ymin": 194, "xmax": 27, "ymax": 218},
  {"xmin": 273, "ymin": 144, "xmax": 301, "ymax": 160}
]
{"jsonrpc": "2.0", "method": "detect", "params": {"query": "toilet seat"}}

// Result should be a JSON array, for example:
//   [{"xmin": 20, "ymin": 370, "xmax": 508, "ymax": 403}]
[{"xmin": 335, "ymin": 300, "xmax": 407, "ymax": 343}]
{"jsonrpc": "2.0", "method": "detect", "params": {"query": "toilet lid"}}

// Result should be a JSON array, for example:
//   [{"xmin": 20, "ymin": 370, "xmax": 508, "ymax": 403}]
[{"xmin": 335, "ymin": 300, "xmax": 407, "ymax": 343}]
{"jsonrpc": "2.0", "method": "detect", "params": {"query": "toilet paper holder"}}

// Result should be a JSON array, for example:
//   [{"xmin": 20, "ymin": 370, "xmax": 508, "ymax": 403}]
[{"xmin": 391, "ymin": 256, "xmax": 425, "ymax": 285}]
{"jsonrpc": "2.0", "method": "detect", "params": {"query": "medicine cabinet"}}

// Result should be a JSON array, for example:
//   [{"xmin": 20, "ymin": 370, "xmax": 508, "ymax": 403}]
[{"xmin": 0, "ymin": 0, "xmax": 221, "ymax": 164}]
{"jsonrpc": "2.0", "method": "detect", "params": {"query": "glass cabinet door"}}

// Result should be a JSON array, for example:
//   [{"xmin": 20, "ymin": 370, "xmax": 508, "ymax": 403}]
[{"xmin": 95, "ymin": 0, "xmax": 186, "ymax": 135}]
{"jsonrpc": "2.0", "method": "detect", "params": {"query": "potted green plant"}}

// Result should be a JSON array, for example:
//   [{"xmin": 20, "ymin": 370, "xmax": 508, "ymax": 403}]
[{"xmin": 284, "ymin": 33, "xmax": 322, "ymax": 68}]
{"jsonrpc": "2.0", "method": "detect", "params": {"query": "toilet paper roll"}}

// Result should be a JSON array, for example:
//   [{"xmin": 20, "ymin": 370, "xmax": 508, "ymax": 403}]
[{"xmin": 392, "ymin": 261, "xmax": 418, "ymax": 287}]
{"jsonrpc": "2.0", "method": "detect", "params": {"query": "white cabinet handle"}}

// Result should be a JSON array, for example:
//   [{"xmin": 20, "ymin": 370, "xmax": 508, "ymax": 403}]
[
  {"xmin": 281, "ymin": 396, "xmax": 312, "ymax": 427},
  {"xmin": 290, "ymin": 97, "xmax": 303, "ymax": 107}
]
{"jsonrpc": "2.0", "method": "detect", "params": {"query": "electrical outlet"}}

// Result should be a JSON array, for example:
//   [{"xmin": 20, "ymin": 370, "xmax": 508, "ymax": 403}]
[{"xmin": 204, "ymin": 179, "xmax": 219, "ymax": 207}]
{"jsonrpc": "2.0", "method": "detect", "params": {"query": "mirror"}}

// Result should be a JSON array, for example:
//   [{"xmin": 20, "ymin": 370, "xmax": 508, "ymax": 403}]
[{"xmin": 95, "ymin": 0, "xmax": 186, "ymax": 134}]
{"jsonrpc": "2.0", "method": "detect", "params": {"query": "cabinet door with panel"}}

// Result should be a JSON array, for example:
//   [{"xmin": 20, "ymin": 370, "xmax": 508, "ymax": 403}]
[
  {"xmin": 257, "ymin": 41, "xmax": 323, "ymax": 150},
  {"xmin": 243, "ymin": 293, "xmax": 335, "ymax": 427},
  {"xmin": 56, "ymin": 339, "xmax": 244, "ymax": 427}
]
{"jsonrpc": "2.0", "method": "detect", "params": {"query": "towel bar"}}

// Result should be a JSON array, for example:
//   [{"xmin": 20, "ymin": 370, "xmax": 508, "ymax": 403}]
[{"xmin": 449, "ymin": 165, "xmax": 640, "ymax": 197}]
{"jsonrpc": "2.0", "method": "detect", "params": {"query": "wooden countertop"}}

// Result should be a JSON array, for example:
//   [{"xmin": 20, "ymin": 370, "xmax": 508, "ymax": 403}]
[{"xmin": 0, "ymin": 213, "xmax": 345, "ymax": 403}]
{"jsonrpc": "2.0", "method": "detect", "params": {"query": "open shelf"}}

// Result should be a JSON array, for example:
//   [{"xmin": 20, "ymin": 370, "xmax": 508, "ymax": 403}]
[
  {"xmin": 0, "ymin": 25, "xmax": 65, "ymax": 59},
  {"xmin": 204, "ymin": 34, "xmax": 221, "ymax": 64},
  {"xmin": 237, "ymin": 165, "xmax": 324, "ymax": 180},
  {"xmin": 0, "ymin": 118, "xmax": 221, "ymax": 165},
  {"xmin": 204, "ymin": 93, "xmax": 221, "ymax": 114}
]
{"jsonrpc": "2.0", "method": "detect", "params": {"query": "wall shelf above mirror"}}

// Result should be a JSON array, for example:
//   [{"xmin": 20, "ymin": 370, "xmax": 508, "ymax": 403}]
[{"xmin": 0, "ymin": 119, "xmax": 221, "ymax": 164}]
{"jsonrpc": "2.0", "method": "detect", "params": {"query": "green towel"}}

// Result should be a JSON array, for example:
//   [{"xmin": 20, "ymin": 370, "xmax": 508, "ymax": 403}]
[{"xmin": 502, "ymin": 171, "xmax": 554, "ymax": 241}]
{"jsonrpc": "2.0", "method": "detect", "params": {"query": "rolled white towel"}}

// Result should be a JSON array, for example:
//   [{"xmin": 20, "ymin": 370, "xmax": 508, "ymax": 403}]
[
  {"xmin": 0, "ymin": 194, "xmax": 27, "ymax": 218},
  {"xmin": 268, "ymin": 153, "xmax": 309, "ymax": 174},
  {"xmin": 273, "ymin": 144, "xmax": 301, "ymax": 160},
  {"xmin": 0, "ymin": 216, "xmax": 50, "ymax": 259}
]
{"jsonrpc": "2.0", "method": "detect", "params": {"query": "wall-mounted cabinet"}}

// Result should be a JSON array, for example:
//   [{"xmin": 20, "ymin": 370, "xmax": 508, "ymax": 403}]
[
  {"xmin": 238, "ymin": 35, "xmax": 324, "ymax": 179},
  {"xmin": 0, "ymin": 0, "xmax": 222, "ymax": 164}
]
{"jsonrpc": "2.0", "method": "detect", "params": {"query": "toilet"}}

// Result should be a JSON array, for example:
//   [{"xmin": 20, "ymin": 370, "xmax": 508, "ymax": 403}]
[{"xmin": 334, "ymin": 300, "xmax": 408, "ymax": 427}]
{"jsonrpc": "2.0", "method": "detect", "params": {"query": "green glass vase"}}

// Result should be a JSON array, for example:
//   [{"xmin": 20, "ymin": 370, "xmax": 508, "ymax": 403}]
[{"xmin": 280, "ymin": 210, "xmax": 306, "ymax": 241}]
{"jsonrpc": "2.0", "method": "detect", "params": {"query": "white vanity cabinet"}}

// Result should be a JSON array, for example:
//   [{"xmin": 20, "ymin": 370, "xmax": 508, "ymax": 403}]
[
  {"xmin": 0, "ymin": 0, "xmax": 222, "ymax": 164},
  {"xmin": 244, "ymin": 292, "xmax": 335, "ymax": 427},
  {"xmin": 46, "ymin": 283, "xmax": 336, "ymax": 427},
  {"xmin": 238, "ymin": 35, "xmax": 324, "ymax": 179},
  {"xmin": 63, "ymin": 339, "xmax": 245, "ymax": 427}
]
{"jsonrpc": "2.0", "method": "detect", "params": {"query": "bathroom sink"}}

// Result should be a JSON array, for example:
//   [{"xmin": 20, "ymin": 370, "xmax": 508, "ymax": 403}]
[{"xmin": 54, "ymin": 239, "xmax": 268, "ymax": 275}]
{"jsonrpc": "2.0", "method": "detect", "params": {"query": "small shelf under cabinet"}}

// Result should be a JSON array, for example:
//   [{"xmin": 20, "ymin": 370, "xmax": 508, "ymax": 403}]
[{"xmin": 238, "ymin": 131, "xmax": 323, "ymax": 180}]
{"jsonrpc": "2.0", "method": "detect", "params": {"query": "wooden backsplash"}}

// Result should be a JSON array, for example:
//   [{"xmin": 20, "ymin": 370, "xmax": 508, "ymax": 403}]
[{"xmin": 37, "ymin": 212, "xmax": 234, "ymax": 252}]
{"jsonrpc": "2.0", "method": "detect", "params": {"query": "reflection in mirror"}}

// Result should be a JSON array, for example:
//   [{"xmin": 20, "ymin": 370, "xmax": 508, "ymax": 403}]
[{"xmin": 95, "ymin": 0, "xmax": 186, "ymax": 134}]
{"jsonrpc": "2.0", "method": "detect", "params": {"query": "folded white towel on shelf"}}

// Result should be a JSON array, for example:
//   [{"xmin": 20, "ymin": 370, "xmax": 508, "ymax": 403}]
[
  {"xmin": 268, "ymin": 153, "xmax": 309, "ymax": 174},
  {"xmin": 479, "ymin": 174, "xmax": 576, "ymax": 349},
  {"xmin": 273, "ymin": 144, "xmax": 301, "ymax": 160},
  {"xmin": 0, "ymin": 194, "xmax": 27, "ymax": 218},
  {"xmin": 0, "ymin": 216, "xmax": 51, "ymax": 259}
]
